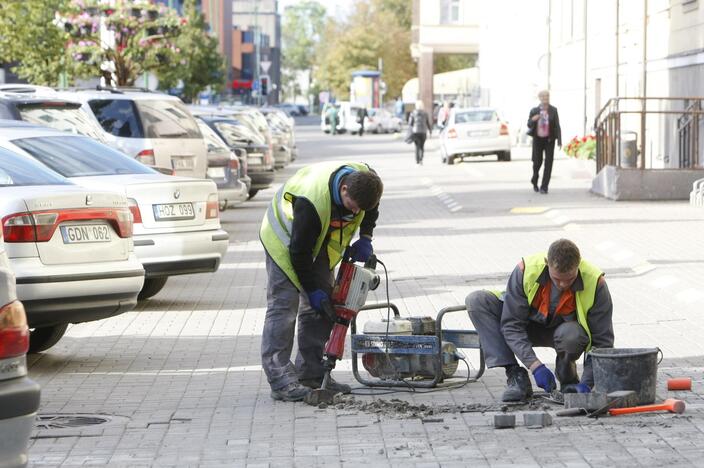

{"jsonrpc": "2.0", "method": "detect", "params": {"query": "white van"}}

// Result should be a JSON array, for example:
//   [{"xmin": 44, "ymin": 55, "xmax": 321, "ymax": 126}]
[{"xmin": 320, "ymin": 101, "xmax": 363, "ymax": 134}]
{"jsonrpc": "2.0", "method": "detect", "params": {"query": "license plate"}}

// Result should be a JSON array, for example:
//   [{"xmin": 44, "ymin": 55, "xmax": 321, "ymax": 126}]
[
  {"xmin": 153, "ymin": 202, "xmax": 195, "ymax": 220},
  {"xmin": 207, "ymin": 166, "xmax": 226, "ymax": 178},
  {"xmin": 469, "ymin": 130, "xmax": 489, "ymax": 137},
  {"xmin": 248, "ymin": 153, "xmax": 264, "ymax": 164},
  {"xmin": 60, "ymin": 225, "xmax": 111, "ymax": 244},
  {"xmin": 172, "ymin": 157, "xmax": 195, "ymax": 170}
]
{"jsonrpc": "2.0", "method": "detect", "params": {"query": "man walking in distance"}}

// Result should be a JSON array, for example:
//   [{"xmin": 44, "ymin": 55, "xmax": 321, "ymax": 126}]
[
  {"xmin": 465, "ymin": 239, "xmax": 614, "ymax": 402},
  {"xmin": 259, "ymin": 162, "xmax": 384, "ymax": 401},
  {"xmin": 408, "ymin": 101, "xmax": 432, "ymax": 165},
  {"xmin": 527, "ymin": 90, "xmax": 562, "ymax": 194}
]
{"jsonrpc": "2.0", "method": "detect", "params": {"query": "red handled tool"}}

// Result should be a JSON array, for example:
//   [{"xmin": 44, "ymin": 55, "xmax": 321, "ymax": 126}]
[{"xmin": 608, "ymin": 398, "xmax": 685, "ymax": 416}]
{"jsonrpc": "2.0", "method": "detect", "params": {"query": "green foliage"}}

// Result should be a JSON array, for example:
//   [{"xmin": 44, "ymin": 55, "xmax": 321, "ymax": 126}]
[
  {"xmin": 0, "ymin": 0, "xmax": 71, "ymax": 86},
  {"xmin": 564, "ymin": 135, "xmax": 596, "ymax": 160},
  {"xmin": 281, "ymin": 1, "xmax": 326, "ymax": 100},
  {"xmin": 313, "ymin": 0, "xmax": 415, "ymax": 101},
  {"xmin": 435, "ymin": 53, "xmax": 477, "ymax": 74},
  {"xmin": 157, "ymin": 0, "xmax": 225, "ymax": 102}
]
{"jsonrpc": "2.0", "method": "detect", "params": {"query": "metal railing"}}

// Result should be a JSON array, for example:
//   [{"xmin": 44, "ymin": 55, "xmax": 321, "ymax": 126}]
[{"xmin": 594, "ymin": 97, "xmax": 704, "ymax": 172}]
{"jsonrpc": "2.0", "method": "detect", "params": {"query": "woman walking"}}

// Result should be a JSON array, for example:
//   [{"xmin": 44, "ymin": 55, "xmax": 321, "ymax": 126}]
[{"xmin": 408, "ymin": 101, "xmax": 432, "ymax": 164}]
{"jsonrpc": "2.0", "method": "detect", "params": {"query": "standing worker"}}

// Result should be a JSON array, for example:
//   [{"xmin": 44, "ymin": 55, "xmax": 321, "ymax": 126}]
[
  {"xmin": 408, "ymin": 101, "xmax": 432, "ymax": 165},
  {"xmin": 527, "ymin": 90, "xmax": 562, "ymax": 194},
  {"xmin": 259, "ymin": 161, "xmax": 384, "ymax": 401},
  {"xmin": 327, "ymin": 105, "xmax": 339, "ymax": 135},
  {"xmin": 465, "ymin": 239, "xmax": 614, "ymax": 402},
  {"xmin": 357, "ymin": 107, "xmax": 369, "ymax": 137}
]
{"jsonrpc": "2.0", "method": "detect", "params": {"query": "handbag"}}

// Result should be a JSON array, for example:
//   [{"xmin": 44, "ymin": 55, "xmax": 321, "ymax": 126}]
[{"xmin": 404, "ymin": 126, "xmax": 413, "ymax": 144}]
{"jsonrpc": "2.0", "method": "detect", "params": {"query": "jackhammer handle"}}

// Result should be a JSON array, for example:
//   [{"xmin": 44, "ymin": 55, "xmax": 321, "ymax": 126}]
[
  {"xmin": 608, "ymin": 398, "xmax": 685, "ymax": 416},
  {"xmin": 320, "ymin": 298, "xmax": 337, "ymax": 323}
]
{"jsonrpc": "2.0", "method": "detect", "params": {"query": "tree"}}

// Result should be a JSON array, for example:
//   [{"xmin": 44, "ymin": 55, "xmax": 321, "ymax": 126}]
[
  {"xmin": 0, "ymin": 0, "xmax": 71, "ymax": 86},
  {"xmin": 61, "ymin": 0, "xmax": 183, "ymax": 86},
  {"xmin": 313, "ymin": 0, "xmax": 415, "ymax": 101},
  {"xmin": 281, "ymin": 1, "xmax": 326, "ymax": 101},
  {"xmin": 156, "ymin": 0, "xmax": 225, "ymax": 102}
]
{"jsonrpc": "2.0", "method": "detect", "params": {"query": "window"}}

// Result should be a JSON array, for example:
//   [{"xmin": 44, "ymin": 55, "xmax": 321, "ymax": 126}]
[
  {"xmin": 13, "ymin": 136, "xmax": 156, "ymax": 177},
  {"xmin": 89, "ymin": 99, "xmax": 144, "ymax": 138},
  {"xmin": 455, "ymin": 110, "xmax": 497, "ymax": 123},
  {"xmin": 18, "ymin": 105, "xmax": 108, "ymax": 143},
  {"xmin": 197, "ymin": 120, "xmax": 230, "ymax": 154},
  {"xmin": 214, "ymin": 121, "xmax": 265, "ymax": 146},
  {"xmin": 136, "ymin": 100, "xmax": 202, "ymax": 139},
  {"xmin": 440, "ymin": 0, "xmax": 460, "ymax": 24},
  {"xmin": 0, "ymin": 146, "xmax": 70, "ymax": 186}
]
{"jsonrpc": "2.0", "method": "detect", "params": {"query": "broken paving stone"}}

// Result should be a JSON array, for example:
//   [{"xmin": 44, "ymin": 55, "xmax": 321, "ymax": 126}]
[
  {"xmin": 494, "ymin": 414, "xmax": 516, "ymax": 429},
  {"xmin": 607, "ymin": 390, "xmax": 639, "ymax": 408},
  {"xmin": 327, "ymin": 395, "xmax": 500, "ymax": 419},
  {"xmin": 523, "ymin": 412, "xmax": 552, "ymax": 427},
  {"xmin": 564, "ymin": 392, "xmax": 607, "ymax": 411}
]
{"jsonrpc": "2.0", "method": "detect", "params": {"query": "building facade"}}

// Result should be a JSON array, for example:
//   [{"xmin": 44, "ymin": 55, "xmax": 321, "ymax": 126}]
[{"xmin": 410, "ymin": 0, "xmax": 480, "ymax": 113}]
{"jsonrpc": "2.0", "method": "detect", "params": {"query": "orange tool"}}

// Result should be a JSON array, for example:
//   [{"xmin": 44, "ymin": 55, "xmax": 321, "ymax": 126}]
[
  {"xmin": 667, "ymin": 378, "xmax": 692, "ymax": 391},
  {"xmin": 608, "ymin": 398, "xmax": 685, "ymax": 416}
]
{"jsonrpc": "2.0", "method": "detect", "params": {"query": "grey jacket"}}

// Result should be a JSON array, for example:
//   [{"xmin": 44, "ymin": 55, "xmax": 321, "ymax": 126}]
[
  {"xmin": 408, "ymin": 109, "xmax": 431, "ymax": 134},
  {"xmin": 500, "ymin": 263, "xmax": 614, "ymax": 386}
]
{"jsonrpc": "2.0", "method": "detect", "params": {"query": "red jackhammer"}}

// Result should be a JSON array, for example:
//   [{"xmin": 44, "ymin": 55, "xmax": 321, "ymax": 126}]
[{"xmin": 304, "ymin": 251, "xmax": 380, "ymax": 405}]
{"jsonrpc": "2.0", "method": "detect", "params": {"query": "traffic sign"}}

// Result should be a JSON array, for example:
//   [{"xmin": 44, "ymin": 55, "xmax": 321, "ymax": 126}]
[
  {"xmin": 252, "ymin": 79, "xmax": 260, "ymax": 91},
  {"xmin": 260, "ymin": 61, "xmax": 271, "ymax": 73}
]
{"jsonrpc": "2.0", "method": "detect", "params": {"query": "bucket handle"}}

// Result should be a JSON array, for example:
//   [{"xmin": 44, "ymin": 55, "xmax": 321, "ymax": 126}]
[{"xmin": 656, "ymin": 347, "xmax": 663, "ymax": 364}]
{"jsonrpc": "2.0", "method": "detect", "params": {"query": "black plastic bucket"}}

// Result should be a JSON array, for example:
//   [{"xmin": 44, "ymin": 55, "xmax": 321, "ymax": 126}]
[{"xmin": 589, "ymin": 347, "xmax": 662, "ymax": 404}]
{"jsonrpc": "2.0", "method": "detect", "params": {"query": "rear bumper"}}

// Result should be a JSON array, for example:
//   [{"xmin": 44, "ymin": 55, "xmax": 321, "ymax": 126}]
[
  {"xmin": 273, "ymin": 146, "xmax": 292, "ymax": 168},
  {"xmin": 11, "ymin": 255, "xmax": 145, "ymax": 326},
  {"xmin": 218, "ymin": 183, "xmax": 248, "ymax": 207},
  {"xmin": 0, "ymin": 375, "xmax": 38, "ymax": 468},
  {"xmin": 135, "ymin": 228, "xmax": 229, "ymax": 278},
  {"xmin": 249, "ymin": 169, "xmax": 276, "ymax": 189},
  {"xmin": 443, "ymin": 136, "xmax": 511, "ymax": 156}
]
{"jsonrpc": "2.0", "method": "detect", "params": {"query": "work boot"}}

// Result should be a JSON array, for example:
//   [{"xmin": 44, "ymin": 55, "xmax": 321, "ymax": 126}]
[
  {"xmin": 300, "ymin": 376, "xmax": 352, "ymax": 395},
  {"xmin": 502, "ymin": 366, "xmax": 533, "ymax": 402},
  {"xmin": 270, "ymin": 382, "xmax": 311, "ymax": 402}
]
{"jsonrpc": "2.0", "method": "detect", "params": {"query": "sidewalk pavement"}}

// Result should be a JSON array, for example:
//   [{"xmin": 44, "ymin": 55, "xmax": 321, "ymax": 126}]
[{"xmin": 26, "ymin": 125, "xmax": 704, "ymax": 467}]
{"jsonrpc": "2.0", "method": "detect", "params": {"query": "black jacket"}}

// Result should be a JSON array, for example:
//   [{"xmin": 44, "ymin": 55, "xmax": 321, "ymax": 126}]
[{"xmin": 527, "ymin": 104, "xmax": 562, "ymax": 146}]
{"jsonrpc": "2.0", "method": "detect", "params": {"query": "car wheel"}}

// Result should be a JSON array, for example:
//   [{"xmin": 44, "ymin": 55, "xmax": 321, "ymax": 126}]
[
  {"xmin": 29, "ymin": 324, "xmax": 69, "ymax": 353},
  {"xmin": 499, "ymin": 151, "xmax": 512, "ymax": 161},
  {"xmin": 447, "ymin": 155, "xmax": 455, "ymax": 165},
  {"xmin": 219, "ymin": 200, "xmax": 227, "ymax": 212},
  {"xmin": 139, "ymin": 277, "xmax": 169, "ymax": 301},
  {"xmin": 248, "ymin": 189, "xmax": 259, "ymax": 199}
]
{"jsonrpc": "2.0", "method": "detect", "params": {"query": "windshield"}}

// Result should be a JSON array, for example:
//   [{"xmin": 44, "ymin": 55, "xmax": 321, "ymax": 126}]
[
  {"xmin": 0, "ymin": 146, "xmax": 70, "ymax": 186},
  {"xmin": 12, "ymin": 135, "xmax": 156, "ymax": 177},
  {"xmin": 136, "ymin": 99, "xmax": 202, "ymax": 139},
  {"xmin": 455, "ymin": 110, "xmax": 498, "ymax": 123},
  {"xmin": 214, "ymin": 121, "xmax": 265, "ymax": 146},
  {"xmin": 18, "ymin": 106, "xmax": 109, "ymax": 143},
  {"xmin": 197, "ymin": 119, "xmax": 230, "ymax": 153}
]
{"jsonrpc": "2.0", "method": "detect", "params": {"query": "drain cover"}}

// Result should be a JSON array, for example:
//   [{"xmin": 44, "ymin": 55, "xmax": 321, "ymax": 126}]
[{"xmin": 36, "ymin": 414, "xmax": 125, "ymax": 430}]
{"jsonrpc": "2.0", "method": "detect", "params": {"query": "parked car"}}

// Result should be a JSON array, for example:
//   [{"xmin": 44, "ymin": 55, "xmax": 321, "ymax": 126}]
[
  {"xmin": 260, "ymin": 107, "xmax": 297, "ymax": 165},
  {"xmin": 217, "ymin": 106, "xmax": 289, "ymax": 169},
  {"xmin": 367, "ymin": 108, "xmax": 402, "ymax": 133},
  {"xmin": 439, "ymin": 107, "xmax": 512, "ymax": 164},
  {"xmin": 0, "ymin": 88, "xmax": 107, "ymax": 142},
  {"xmin": 0, "ymin": 122, "xmax": 229, "ymax": 301},
  {"xmin": 196, "ymin": 118, "xmax": 249, "ymax": 209},
  {"xmin": 194, "ymin": 114, "xmax": 275, "ymax": 199},
  {"xmin": 273, "ymin": 103, "xmax": 303, "ymax": 116},
  {"xmin": 0, "ymin": 241, "xmax": 40, "ymax": 468},
  {"xmin": 0, "ymin": 140, "xmax": 144, "ymax": 351},
  {"xmin": 49, "ymin": 88, "xmax": 208, "ymax": 178}
]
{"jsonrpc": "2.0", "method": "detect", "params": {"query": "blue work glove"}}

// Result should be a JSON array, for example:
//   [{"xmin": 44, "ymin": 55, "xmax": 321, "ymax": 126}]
[
  {"xmin": 532, "ymin": 364, "xmax": 557, "ymax": 392},
  {"xmin": 307, "ymin": 289, "xmax": 335, "ymax": 321},
  {"xmin": 350, "ymin": 237, "xmax": 373, "ymax": 263},
  {"xmin": 562, "ymin": 383, "xmax": 591, "ymax": 394}
]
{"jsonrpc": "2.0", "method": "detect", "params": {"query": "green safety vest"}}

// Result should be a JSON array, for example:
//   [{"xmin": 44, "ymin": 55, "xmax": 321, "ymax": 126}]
[
  {"xmin": 494, "ymin": 253, "xmax": 603, "ymax": 350},
  {"xmin": 259, "ymin": 161, "xmax": 370, "ymax": 291}
]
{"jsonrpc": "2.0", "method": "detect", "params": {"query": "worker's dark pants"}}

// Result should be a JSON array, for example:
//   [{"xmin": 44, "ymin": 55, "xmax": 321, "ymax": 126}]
[
  {"xmin": 466, "ymin": 290, "xmax": 588, "ymax": 386},
  {"xmin": 261, "ymin": 250, "xmax": 334, "ymax": 391},
  {"xmin": 413, "ymin": 133, "xmax": 427, "ymax": 164},
  {"xmin": 531, "ymin": 137, "xmax": 556, "ymax": 190},
  {"xmin": 359, "ymin": 122, "xmax": 365, "ymax": 136}
]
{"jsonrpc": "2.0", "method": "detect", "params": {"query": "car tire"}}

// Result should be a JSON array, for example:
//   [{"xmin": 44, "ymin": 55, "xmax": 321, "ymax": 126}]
[
  {"xmin": 447, "ymin": 155, "xmax": 455, "ymax": 165},
  {"xmin": 139, "ymin": 277, "xmax": 169, "ymax": 301},
  {"xmin": 248, "ymin": 189, "xmax": 259, "ymax": 199},
  {"xmin": 29, "ymin": 324, "xmax": 68, "ymax": 353},
  {"xmin": 498, "ymin": 151, "xmax": 512, "ymax": 162}
]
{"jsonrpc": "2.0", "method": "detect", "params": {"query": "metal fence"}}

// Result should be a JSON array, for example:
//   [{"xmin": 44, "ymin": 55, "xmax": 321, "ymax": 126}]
[{"xmin": 594, "ymin": 97, "xmax": 704, "ymax": 172}]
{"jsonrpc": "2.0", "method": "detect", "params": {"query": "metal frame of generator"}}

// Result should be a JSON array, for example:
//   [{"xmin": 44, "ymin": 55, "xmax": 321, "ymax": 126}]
[{"xmin": 350, "ymin": 302, "xmax": 486, "ymax": 388}]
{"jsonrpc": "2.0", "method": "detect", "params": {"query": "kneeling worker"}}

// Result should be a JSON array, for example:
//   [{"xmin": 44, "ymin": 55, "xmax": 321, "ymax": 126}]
[
  {"xmin": 260, "ymin": 161, "xmax": 383, "ymax": 401},
  {"xmin": 466, "ymin": 239, "xmax": 614, "ymax": 401}
]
